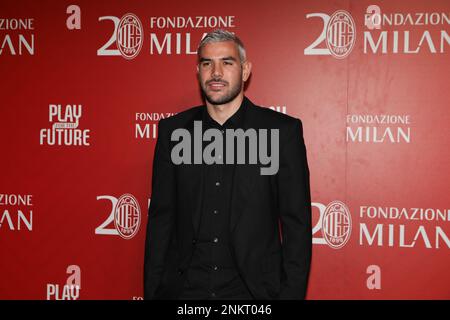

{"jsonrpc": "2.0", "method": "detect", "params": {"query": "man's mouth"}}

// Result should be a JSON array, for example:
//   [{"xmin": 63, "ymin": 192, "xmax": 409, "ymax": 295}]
[{"xmin": 207, "ymin": 81, "xmax": 227, "ymax": 90}]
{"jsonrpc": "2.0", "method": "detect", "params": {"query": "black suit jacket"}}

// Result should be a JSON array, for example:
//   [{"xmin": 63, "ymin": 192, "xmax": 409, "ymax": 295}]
[{"xmin": 144, "ymin": 97, "xmax": 312, "ymax": 300}]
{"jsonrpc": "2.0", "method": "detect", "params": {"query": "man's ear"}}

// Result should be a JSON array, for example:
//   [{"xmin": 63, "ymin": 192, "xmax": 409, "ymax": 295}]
[{"xmin": 242, "ymin": 61, "xmax": 252, "ymax": 82}]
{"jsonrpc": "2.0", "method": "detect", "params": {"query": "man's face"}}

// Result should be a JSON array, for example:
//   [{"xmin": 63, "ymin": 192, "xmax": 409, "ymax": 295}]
[{"xmin": 198, "ymin": 41, "xmax": 251, "ymax": 106}]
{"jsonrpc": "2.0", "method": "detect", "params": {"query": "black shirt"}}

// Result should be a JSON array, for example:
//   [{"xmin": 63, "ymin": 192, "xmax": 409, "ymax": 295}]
[{"xmin": 179, "ymin": 98, "xmax": 253, "ymax": 300}]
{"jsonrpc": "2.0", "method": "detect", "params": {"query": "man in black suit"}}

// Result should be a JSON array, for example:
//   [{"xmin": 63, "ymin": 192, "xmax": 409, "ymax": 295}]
[{"xmin": 144, "ymin": 29, "xmax": 312, "ymax": 300}]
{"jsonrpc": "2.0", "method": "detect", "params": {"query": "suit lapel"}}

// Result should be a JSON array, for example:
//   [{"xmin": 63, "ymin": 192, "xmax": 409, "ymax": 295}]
[
  {"xmin": 229, "ymin": 103, "xmax": 257, "ymax": 234},
  {"xmin": 190, "ymin": 164, "xmax": 205, "ymax": 237},
  {"xmin": 184, "ymin": 108, "xmax": 206, "ymax": 237}
]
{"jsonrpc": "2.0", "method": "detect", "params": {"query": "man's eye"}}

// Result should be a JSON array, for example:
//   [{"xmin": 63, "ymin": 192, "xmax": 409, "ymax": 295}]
[
  {"xmin": 201, "ymin": 62, "xmax": 210, "ymax": 67},
  {"xmin": 224, "ymin": 61, "xmax": 233, "ymax": 65}
]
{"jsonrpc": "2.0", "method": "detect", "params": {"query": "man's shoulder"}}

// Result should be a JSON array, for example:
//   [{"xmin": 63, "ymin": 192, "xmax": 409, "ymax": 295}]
[
  {"xmin": 249, "ymin": 102, "xmax": 302, "ymax": 129},
  {"xmin": 158, "ymin": 105, "xmax": 203, "ymax": 129}
]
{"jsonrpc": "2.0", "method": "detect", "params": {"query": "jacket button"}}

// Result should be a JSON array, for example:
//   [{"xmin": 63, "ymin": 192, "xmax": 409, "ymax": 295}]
[
  {"xmin": 177, "ymin": 269, "xmax": 183, "ymax": 275},
  {"xmin": 192, "ymin": 239, "xmax": 197, "ymax": 244}
]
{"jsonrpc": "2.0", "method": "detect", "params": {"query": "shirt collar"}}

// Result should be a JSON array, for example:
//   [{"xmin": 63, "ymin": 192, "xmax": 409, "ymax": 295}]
[{"xmin": 202, "ymin": 96, "xmax": 249, "ymax": 129}]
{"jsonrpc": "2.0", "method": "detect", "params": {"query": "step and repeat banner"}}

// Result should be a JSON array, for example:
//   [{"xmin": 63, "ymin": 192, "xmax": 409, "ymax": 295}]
[{"xmin": 1, "ymin": 0, "xmax": 449, "ymax": 300}]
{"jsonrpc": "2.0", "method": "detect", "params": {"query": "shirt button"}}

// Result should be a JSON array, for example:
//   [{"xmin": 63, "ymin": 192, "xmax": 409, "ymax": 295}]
[
  {"xmin": 213, "ymin": 237, "xmax": 219, "ymax": 243},
  {"xmin": 212, "ymin": 265, "xmax": 218, "ymax": 271},
  {"xmin": 211, "ymin": 292, "xmax": 216, "ymax": 298},
  {"xmin": 215, "ymin": 181, "xmax": 220, "ymax": 187},
  {"xmin": 213, "ymin": 209, "xmax": 219, "ymax": 214},
  {"xmin": 220, "ymin": 129, "xmax": 225, "ymax": 134}
]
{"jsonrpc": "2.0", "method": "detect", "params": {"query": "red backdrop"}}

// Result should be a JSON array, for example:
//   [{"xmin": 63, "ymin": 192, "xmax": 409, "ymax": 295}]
[{"xmin": 1, "ymin": 0, "xmax": 449, "ymax": 299}]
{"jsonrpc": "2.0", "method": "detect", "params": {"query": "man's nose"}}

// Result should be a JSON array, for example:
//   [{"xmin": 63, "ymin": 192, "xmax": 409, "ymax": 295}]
[{"xmin": 211, "ymin": 62, "xmax": 223, "ymax": 78}]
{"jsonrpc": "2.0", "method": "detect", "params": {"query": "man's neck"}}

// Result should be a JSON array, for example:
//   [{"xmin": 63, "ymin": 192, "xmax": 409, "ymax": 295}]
[{"xmin": 205, "ymin": 93, "xmax": 244, "ymax": 126}]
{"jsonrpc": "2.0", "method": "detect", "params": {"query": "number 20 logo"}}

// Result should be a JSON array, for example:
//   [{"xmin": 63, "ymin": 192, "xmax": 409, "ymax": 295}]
[
  {"xmin": 95, "ymin": 194, "xmax": 143, "ymax": 240},
  {"xmin": 97, "ymin": 13, "xmax": 144, "ymax": 60},
  {"xmin": 304, "ymin": 10, "xmax": 356, "ymax": 59},
  {"xmin": 312, "ymin": 201, "xmax": 352, "ymax": 249}
]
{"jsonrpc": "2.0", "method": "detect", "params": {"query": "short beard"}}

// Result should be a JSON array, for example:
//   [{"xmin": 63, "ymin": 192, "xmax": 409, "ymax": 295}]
[{"xmin": 203, "ymin": 83, "xmax": 242, "ymax": 105}]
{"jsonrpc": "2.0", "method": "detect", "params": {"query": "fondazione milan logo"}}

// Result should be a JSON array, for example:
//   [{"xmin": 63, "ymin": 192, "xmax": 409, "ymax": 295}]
[
  {"xmin": 114, "ymin": 194, "xmax": 141, "ymax": 239},
  {"xmin": 117, "ymin": 13, "xmax": 143, "ymax": 59},
  {"xmin": 322, "ymin": 201, "xmax": 352, "ymax": 249},
  {"xmin": 326, "ymin": 10, "xmax": 356, "ymax": 59}
]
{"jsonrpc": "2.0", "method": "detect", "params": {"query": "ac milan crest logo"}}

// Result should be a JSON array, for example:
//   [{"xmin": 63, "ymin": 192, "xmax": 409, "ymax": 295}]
[
  {"xmin": 114, "ymin": 194, "xmax": 141, "ymax": 239},
  {"xmin": 116, "ymin": 13, "xmax": 143, "ymax": 60},
  {"xmin": 322, "ymin": 200, "xmax": 352, "ymax": 249},
  {"xmin": 326, "ymin": 10, "xmax": 356, "ymax": 59}
]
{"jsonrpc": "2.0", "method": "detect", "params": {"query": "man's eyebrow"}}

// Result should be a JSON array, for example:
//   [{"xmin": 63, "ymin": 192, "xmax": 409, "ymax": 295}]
[
  {"xmin": 198, "ymin": 56, "xmax": 237, "ymax": 62},
  {"xmin": 221, "ymin": 56, "xmax": 237, "ymax": 61}
]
